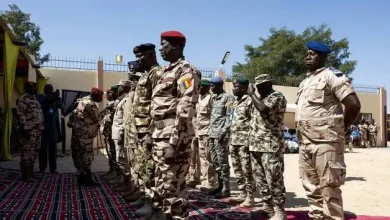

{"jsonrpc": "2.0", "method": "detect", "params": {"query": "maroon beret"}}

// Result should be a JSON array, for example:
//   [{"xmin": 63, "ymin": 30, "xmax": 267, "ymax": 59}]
[
  {"xmin": 161, "ymin": 31, "xmax": 186, "ymax": 45},
  {"xmin": 91, "ymin": 87, "xmax": 103, "ymax": 96}
]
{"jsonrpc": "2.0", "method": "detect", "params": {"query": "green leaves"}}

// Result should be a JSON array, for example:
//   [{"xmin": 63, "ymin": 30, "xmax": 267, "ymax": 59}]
[
  {"xmin": 1, "ymin": 4, "xmax": 49, "ymax": 65},
  {"xmin": 233, "ymin": 24, "xmax": 357, "ymax": 85}
]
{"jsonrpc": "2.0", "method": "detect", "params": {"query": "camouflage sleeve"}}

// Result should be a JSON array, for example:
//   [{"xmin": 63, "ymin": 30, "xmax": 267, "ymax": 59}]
[
  {"xmin": 85, "ymin": 103, "xmax": 100, "ymax": 125},
  {"xmin": 263, "ymin": 93, "xmax": 283, "ymax": 110},
  {"xmin": 221, "ymin": 94, "xmax": 235, "ymax": 136},
  {"xmin": 169, "ymin": 65, "xmax": 201, "ymax": 146},
  {"xmin": 149, "ymin": 66, "xmax": 164, "ymax": 89},
  {"xmin": 16, "ymin": 97, "xmax": 29, "ymax": 130}
]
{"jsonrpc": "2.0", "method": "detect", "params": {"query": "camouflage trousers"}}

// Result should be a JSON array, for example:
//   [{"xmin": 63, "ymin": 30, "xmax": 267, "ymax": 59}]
[
  {"xmin": 188, "ymin": 135, "xmax": 215, "ymax": 184},
  {"xmin": 104, "ymin": 137, "xmax": 116, "ymax": 169},
  {"xmin": 299, "ymin": 142, "xmax": 346, "ymax": 220},
  {"xmin": 133, "ymin": 134, "xmax": 154, "ymax": 202},
  {"xmin": 369, "ymin": 133, "xmax": 377, "ymax": 148},
  {"xmin": 360, "ymin": 134, "xmax": 368, "ymax": 148},
  {"xmin": 251, "ymin": 152, "xmax": 285, "ymax": 206},
  {"xmin": 19, "ymin": 129, "xmax": 42, "ymax": 169},
  {"xmin": 152, "ymin": 137, "xmax": 192, "ymax": 220},
  {"xmin": 114, "ymin": 139, "xmax": 127, "ymax": 174},
  {"xmin": 230, "ymin": 144, "xmax": 255, "ymax": 194},
  {"xmin": 209, "ymin": 137, "xmax": 230, "ymax": 185},
  {"xmin": 71, "ymin": 133, "xmax": 94, "ymax": 174}
]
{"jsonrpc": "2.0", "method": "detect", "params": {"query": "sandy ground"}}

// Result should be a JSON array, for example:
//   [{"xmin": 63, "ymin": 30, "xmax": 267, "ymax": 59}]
[{"xmin": 1, "ymin": 147, "xmax": 389, "ymax": 217}]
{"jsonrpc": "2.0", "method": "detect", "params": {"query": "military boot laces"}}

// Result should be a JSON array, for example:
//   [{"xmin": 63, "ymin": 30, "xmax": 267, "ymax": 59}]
[{"xmin": 270, "ymin": 205, "xmax": 287, "ymax": 220}]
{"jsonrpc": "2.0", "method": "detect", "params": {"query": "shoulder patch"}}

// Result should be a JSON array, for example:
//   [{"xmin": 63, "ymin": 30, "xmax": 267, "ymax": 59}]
[{"xmin": 182, "ymin": 78, "xmax": 192, "ymax": 89}]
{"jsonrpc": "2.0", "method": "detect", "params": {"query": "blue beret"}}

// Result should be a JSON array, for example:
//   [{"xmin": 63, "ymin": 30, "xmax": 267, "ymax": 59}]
[
  {"xmin": 306, "ymin": 41, "xmax": 331, "ymax": 54},
  {"xmin": 128, "ymin": 61, "xmax": 139, "ymax": 72},
  {"xmin": 234, "ymin": 77, "xmax": 249, "ymax": 85},
  {"xmin": 210, "ymin": 76, "xmax": 224, "ymax": 84},
  {"xmin": 133, "ymin": 43, "xmax": 156, "ymax": 54}
]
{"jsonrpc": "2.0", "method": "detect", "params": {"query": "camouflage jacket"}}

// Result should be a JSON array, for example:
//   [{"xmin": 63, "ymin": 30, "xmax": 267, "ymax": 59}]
[
  {"xmin": 208, "ymin": 92, "xmax": 235, "ymax": 139},
  {"xmin": 249, "ymin": 91, "xmax": 286, "ymax": 153},
  {"xmin": 72, "ymin": 96, "xmax": 100, "ymax": 139},
  {"xmin": 195, "ymin": 93, "xmax": 212, "ymax": 137},
  {"xmin": 151, "ymin": 57, "xmax": 201, "ymax": 146},
  {"xmin": 132, "ymin": 65, "xmax": 164, "ymax": 134},
  {"xmin": 16, "ymin": 93, "xmax": 44, "ymax": 131},
  {"xmin": 230, "ymin": 95, "xmax": 251, "ymax": 146},
  {"xmin": 100, "ymin": 100, "xmax": 116, "ymax": 136},
  {"xmin": 112, "ymin": 94, "xmax": 128, "ymax": 140},
  {"xmin": 368, "ymin": 124, "xmax": 378, "ymax": 133}
]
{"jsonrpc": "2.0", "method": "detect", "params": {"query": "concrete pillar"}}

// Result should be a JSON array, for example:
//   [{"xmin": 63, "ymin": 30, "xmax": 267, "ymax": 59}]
[
  {"xmin": 97, "ymin": 60, "xmax": 104, "ymax": 110},
  {"xmin": 27, "ymin": 55, "xmax": 36, "ymax": 82},
  {"xmin": 379, "ymin": 87, "xmax": 387, "ymax": 147}
]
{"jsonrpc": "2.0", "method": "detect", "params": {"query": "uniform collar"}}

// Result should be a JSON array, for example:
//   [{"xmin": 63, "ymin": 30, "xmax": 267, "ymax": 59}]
[
  {"xmin": 306, "ymin": 67, "xmax": 326, "ymax": 77},
  {"xmin": 165, "ymin": 57, "xmax": 184, "ymax": 72}
]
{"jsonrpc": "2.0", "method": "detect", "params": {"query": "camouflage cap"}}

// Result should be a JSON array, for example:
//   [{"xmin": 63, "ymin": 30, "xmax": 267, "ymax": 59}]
[{"xmin": 255, "ymin": 74, "xmax": 272, "ymax": 85}]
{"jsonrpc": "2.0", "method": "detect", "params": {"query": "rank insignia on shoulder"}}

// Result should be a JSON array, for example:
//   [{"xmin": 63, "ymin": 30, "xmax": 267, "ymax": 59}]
[{"xmin": 182, "ymin": 78, "xmax": 192, "ymax": 89}]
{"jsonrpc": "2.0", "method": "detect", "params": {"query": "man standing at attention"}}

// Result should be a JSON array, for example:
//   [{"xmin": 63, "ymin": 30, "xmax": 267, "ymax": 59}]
[
  {"xmin": 151, "ymin": 30, "xmax": 200, "ymax": 219},
  {"xmin": 16, "ymin": 82, "xmax": 44, "ymax": 182},
  {"xmin": 130, "ymin": 43, "xmax": 163, "ymax": 217},
  {"xmin": 70, "ymin": 87, "xmax": 103, "ymax": 186},
  {"xmin": 229, "ymin": 77, "xmax": 255, "ymax": 207},
  {"xmin": 247, "ymin": 74, "xmax": 287, "ymax": 219},
  {"xmin": 368, "ymin": 119, "xmax": 378, "ymax": 148},
  {"xmin": 296, "ymin": 41, "xmax": 361, "ymax": 220},
  {"xmin": 207, "ymin": 76, "xmax": 235, "ymax": 198}
]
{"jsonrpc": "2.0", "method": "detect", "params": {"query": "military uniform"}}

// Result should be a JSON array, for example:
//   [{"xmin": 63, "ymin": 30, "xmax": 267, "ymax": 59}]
[
  {"xmin": 189, "ymin": 91, "xmax": 215, "ymax": 187},
  {"xmin": 208, "ymin": 85, "xmax": 235, "ymax": 195},
  {"xmin": 112, "ymin": 90, "xmax": 130, "ymax": 174},
  {"xmin": 230, "ymin": 94, "xmax": 255, "ymax": 204},
  {"xmin": 100, "ymin": 99, "xmax": 117, "ymax": 171},
  {"xmin": 296, "ymin": 64, "xmax": 355, "ymax": 219},
  {"xmin": 249, "ymin": 75, "xmax": 287, "ymax": 216},
  {"xmin": 70, "ymin": 95, "xmax": 100, "ymax": 176},
  {"xmin": 368, "ymin": 123, "xmax": 378, "ymax": 148},
  {"xmin": 358, "ymin": 123, "xmax": 369, "ymax": 148},
  {"xmin": 16, "ymin": 93, "xmax": 44, "ymax": 177},
  {"xmin": 130, "ymin": 64, "xmax": 163, "ymax": 204},
  {"xmin": 151, "ymin": 55, "xmax": 200, "ymax": 219}
]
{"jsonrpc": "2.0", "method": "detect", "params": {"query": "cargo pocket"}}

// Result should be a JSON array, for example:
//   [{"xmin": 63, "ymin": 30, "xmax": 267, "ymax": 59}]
[
  {"xmin": 325, "ymin": 160, "xmax": 346, "ymax": 187},
  {"xmin": 307, "ymin": 82, "xmax": 326, "ymax": 104}
]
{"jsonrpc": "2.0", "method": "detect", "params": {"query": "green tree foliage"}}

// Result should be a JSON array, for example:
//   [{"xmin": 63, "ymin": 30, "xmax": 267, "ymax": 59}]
[
  {"xmin": 232, "ymin": 24, "xmax": 357, "ymax": 86},
  {"xmin": 1, "ymin": 4, "xmax": 49, "ymax": 65}
]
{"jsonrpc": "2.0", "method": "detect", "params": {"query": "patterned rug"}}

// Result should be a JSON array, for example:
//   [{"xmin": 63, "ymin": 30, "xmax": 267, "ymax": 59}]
[{"xmin": 0, "ymin": 168, "xmax": 389, "ymax": 220}]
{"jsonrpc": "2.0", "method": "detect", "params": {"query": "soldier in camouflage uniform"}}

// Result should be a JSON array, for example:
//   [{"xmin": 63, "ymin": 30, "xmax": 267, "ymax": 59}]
[
  {"xmin": 110, "ymin": 80, "xmax": 132, "ymax": 186},
  {"xmin": 207, "ymin": 76, "xmax": 235, "ymax": 199},
  {"xmin": 368, "ymin": 119, "xmax": 378, "ymax": 148},
  {"xmin": 16, "ymin": 82, "xmax": 44, "ymax": 182},
  {"xmin": 358, "ymin": 119, "xmax": 368, "ymax": 148},
  {"xmin": 70, "ymin": 87, "xmax": 103, "ymax": 186},
  {"xmin": 192, "ymin": 80, "xmax": 216, "ymax": 191},
  {"xmin": 297, "ymin": 41, "xmax": 361, "ymax": 220},
  {"xmin": 229, "ymin": 77, "xmax": 255, "ymax": 207},
  {"xmin": 127, "ymin": 44, "xmax": 164, "ymax": 217},
  {"xmin": 150, "ymin": 31, "xmax": 200, "ymax": 219},
  {"xmin": 100, "ymin": 88, "xmax": 118, "ymax": 178},
  {"xmin": 247, "ymin": 74, "xmax": 287, "ymax": 219}
]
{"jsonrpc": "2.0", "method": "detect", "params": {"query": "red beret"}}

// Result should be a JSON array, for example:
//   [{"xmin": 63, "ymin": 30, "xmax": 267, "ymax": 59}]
[
  {"xmin": 161, "ymin": 31, "xmax": 186, "ymax": 45},
  {"xmin": 91, "ymin": 87, "xmax": 103, "ymax": 96}
]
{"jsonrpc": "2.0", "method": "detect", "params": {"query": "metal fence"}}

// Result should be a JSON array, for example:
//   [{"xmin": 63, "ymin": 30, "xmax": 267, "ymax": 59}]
[{"xmin": 40, "ymin": 56, "xmax": 380, "ymax": 94}]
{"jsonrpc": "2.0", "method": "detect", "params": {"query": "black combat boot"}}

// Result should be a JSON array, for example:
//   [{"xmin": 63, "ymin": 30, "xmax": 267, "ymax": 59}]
[
  {"xmin": 208, "ymin": 176, "xmax": 223, "ymax": 195},
  {"xmin": 83, "ymin": 171, "xmax": 99, "ymax": 187},
  {"xmin": 215, "ymin": 180, "xmax": 230, "ymax": 199}
]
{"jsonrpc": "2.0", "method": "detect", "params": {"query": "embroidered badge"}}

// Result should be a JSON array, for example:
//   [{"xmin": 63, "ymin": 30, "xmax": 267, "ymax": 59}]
[{"xmin": 182, "ymin": 78, "xmax": 192, "ymax": 89}]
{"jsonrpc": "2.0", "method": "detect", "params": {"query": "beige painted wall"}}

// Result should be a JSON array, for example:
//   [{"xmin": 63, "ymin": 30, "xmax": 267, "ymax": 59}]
[{"xmin": 2, "ymin": 68, "xmax": 386, "ymax": 150}]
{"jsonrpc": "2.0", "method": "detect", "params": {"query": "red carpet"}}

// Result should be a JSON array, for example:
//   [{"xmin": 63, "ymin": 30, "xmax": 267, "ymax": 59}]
[{"xmin": 0, "ymin": 168, "xmax": 389, "ymax": 220}]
